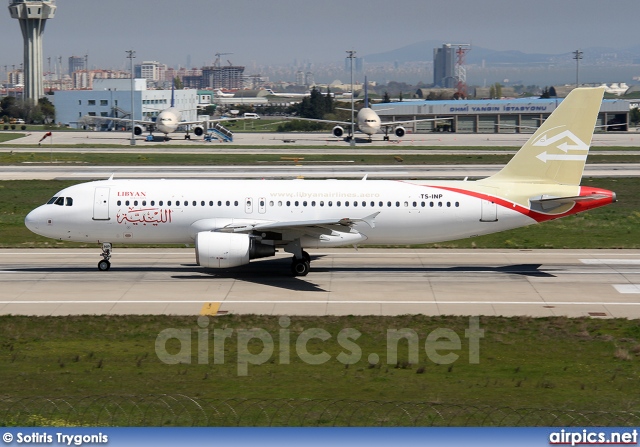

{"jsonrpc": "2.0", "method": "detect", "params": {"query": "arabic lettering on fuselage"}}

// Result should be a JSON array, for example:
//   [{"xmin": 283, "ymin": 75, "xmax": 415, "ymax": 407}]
[{"xmin": 116, "ymin": 208, "xmax": 172, "ymax": 226}]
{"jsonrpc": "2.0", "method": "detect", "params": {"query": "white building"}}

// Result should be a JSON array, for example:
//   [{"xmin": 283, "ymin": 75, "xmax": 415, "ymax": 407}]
[{"xmin": 53, "ymin": 78, "xmax": 198, "ymax": 128}]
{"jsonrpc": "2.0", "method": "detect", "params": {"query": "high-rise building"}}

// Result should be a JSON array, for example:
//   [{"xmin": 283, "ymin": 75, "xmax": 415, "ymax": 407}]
[
  {"xmin": 433, "ymin": 44, "xmax": 456, "ymax": 88},
  {"xmin": 8, "ymin": 0, "xmax": 57, "ymax": 102},
  {"xmin": 68, "ymin": 56, "xmax": 85, "ymax": 75},
  {"xmin": 202, "ymin": 65, "xmax": 245, "ymax": 90}
]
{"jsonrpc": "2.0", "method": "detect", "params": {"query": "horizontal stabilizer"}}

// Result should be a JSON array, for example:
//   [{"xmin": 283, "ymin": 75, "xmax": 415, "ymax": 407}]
[{"xmin": 530, "ymin": 194, "xmax": 610, "ymax": 212}]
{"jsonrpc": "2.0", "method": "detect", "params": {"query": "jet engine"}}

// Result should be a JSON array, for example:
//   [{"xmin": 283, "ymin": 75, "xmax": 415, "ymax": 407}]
[
  {"xmin": 394, "ymin": 126, "xmax": 406, "ymax": 137},
  {"xmin": 332, "ymin": 126, "xmax": 344, "ymax": 137},
  {"xmin": 195, "ymin": 232, "xmax": 275, "ymax": 268},
  {"xmin": 134, "ymin": 125, "xmax": 144, "ymax": 136},
  {"xmin": 193, "ymin": 125, "xmax": 205, "ymax": 137}
]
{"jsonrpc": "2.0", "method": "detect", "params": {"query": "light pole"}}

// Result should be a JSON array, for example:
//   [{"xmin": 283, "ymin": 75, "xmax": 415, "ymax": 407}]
[
  {"xmin": 346, "ymin": 50, "xmax": 356, "ymax": 146},
  {"xmin": 573, "ymin": 49, "xmax": 583, "ymax": 88},
  {"xmin": 126, "ymin": 50, "xmax": 136, "ymax": 145}
]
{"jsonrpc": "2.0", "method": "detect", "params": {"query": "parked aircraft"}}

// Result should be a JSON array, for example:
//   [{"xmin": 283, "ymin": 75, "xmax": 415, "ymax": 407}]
[
  {"xmin": 87, "ymin": 84, "xmax": 250, "ymax": 140},
  {"xmin": 25, "ymin": 88, "xmax": 615, "ymax": 276},
  {"xmin": 288, "ymin": 80, "xmax": 451, "ymax": 141}
]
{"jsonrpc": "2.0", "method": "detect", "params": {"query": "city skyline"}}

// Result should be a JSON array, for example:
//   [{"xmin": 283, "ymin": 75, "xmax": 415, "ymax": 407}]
[{"xmin": 1, "ymin": 0, "xmax": 638, "ymax": 70}]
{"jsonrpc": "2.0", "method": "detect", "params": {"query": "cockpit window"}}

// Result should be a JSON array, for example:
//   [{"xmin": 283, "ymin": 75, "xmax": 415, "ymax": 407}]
[
  {"xmin": 66, "ymin": 197, "xmax": 73, "ymax": 206},
  {"xmin": 54, "ymin": 197, "xmax": 65, "ymax": 206},
  {"xmin": 47, "ymin": 196, "xmax": 58, "ymax": 205}
]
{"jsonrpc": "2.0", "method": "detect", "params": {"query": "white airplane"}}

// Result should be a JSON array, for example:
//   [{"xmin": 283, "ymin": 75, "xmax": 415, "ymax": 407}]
[
  {"xmin": 288, "ymin": 80, "xmax": 451, "ymax": 141},
  {"xmin": 213, "ymin": 89, "xmax": 235, "ymax": 98},
  {"xmin": 264, "ymin": 89, "xmax": 311, "ymax": 98},
  {"xmin": 26, "ymin": 87, "xmax": 615, "ymax": 276},
  {"xmin": 87, "ymin": 85, "xmax": 250, "ymax": 141}
]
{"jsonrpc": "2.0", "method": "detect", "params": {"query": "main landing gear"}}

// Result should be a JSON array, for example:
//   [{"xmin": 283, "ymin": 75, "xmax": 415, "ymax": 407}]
[
  {"xmin": 290, "ymin": 250, "xmax": 311, "ymax": 277},
  {"xmin": 98, "ymin": 242, "xmax": 112, "ymax": 271}
]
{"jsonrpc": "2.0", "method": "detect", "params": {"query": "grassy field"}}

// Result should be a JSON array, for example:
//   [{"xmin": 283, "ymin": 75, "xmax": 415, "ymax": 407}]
[
  {"xmin": 1, "ymin": 314, "xmax": 639, "ymax": 414},
  {"xmin": 0, "ymin": 178, "xmax": 638, "ymax": 248}
]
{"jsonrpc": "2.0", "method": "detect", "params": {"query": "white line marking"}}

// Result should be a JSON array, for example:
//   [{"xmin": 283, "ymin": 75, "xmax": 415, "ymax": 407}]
[
  {"xmin": 613, "ymin": 284, "xmax": 640, "ymax": 294},
  {"xmin": 0, "ymin": 300, "xmax": 638, "ymax": 306},
  {"xmin": 581, "ymin": 259, "xmax": 640, "ymax": 265}
]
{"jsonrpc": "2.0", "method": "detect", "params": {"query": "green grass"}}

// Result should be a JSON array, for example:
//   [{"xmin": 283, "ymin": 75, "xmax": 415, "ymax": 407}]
[
  {"xmin": 1, "ymin": 151, "xmax": 640, "ymax": 165},
  {"xmin": 1, "ymin": 178, "xmax": 638, "ymax": 249},
  {"xmin": 0, "ymin": 133, "xmax": 24, "ymax": 143},
  {"xmin": 0, "ymin": 314, "xmax": 639, "ymax": 414}
]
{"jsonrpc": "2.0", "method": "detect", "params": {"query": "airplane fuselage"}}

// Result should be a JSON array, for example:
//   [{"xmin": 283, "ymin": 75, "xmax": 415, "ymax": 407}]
[
  {"xmin": 356, "ymin": 108, "xmax": 382, "ymax": 136},
  {"xmin": 154, "ymin": 107, "xmax": 183, "ymax": 135},
  {"xmin": 25, "ymin": 179, "xmax": 613, "ymax": 247}
]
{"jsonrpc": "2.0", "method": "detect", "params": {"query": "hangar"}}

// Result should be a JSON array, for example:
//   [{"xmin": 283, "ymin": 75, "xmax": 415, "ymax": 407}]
[{"xmin": 373, "ymin": 97, "xmax": 630, "ymax": 133}]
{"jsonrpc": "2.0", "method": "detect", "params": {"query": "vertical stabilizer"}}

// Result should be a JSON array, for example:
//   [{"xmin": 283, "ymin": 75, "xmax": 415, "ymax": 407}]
[
  {"xmin": 485, "ymin": 87, "xmax": 604, "ymax": 185},
  {"xmin": 364, "ymin": 76, "xmax": 369, "ymax": 108},
  {"xmin": 170, "ymin": 79, "xmax": 175, "ymax": 108}
]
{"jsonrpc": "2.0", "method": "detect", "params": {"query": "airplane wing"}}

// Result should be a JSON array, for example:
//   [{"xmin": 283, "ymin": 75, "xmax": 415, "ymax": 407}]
[
  {"xmin": 178, "ymin": 116, "xmax": 261, "ymax": 127},
  {"xmin": 284, "ymin": 116, "xmax": 352, "ymax": 126},
  {"xmin": 215, "ymin": 212, "xmax": 380, "ymax": 233},
  {"xmin": 380, "ymin": 117, "xmax": 453, "ymax": 127},
  {"xmin": 82, "ymin": 116, "xmax": 154, "ymax": 127}
]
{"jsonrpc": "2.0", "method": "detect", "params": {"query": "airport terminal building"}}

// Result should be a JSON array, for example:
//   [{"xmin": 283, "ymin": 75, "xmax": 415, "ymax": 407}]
[
  {"xmin": 373, "ymin": 97, "xmax": 631, "ymax": 133},
  {"xmin": 53, "ymin": 79, "xmax": 198, "ymax": 129}
]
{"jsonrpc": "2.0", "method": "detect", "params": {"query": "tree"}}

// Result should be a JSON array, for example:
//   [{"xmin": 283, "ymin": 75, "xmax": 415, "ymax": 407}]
[
  {"xmin": 173, "ymin": 77, "xmax": 184, "ymax": 90},
  {"xmin": 289, "ymin": 87, "xmax": 332, "ymax": 119},
  {"xmin": 382, "ymin": 91, "xmax": 391, "ymax": 103},
  {"xmin": 38, "ymin": 97, "xmax": 55, "ymax": 124},
  {"xmin": 631, "ymin": 108, "xmax": 640, "ymax": 126}
]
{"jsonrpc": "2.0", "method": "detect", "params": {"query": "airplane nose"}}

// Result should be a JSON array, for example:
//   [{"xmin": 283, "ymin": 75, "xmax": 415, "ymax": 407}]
[{"xmin": 25, "ymin": 208, "xmax": 44, "ymax": 234}]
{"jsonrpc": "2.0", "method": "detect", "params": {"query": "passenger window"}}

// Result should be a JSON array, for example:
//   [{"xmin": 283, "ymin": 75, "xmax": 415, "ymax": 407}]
[
  {"xmin": 66, "ymin": 197, "xmax": 73, "ymax": 206},
  {"xmin": 455, "ymin": 202, "xmax": 460, "ymax": 207},
  {"xmin": 234, "ymin": 201, "xmax": 238, "ymax": 206},
  {"xmin": 184, "ymin": 201, "xmax": 188, "ymax": 207},
  {"xmin": 328, "ymin": 201, "xmax": 332, "ymax": 207},
  {"xmin": 303, "ymin": 201, "xmax": 307, "ymax": 207},
  {"xmin": 142, "ymin": 201, "xmax": 147, "ymax": 206},
  {"xmin": 117, "ymin": 200, "xmax": 122, "ymax": 206},
  {"xmin": 209, "ymin": 201, "xmax": 213, "ymax": 206},
  {"xmin": 319, "ymin": 201, "xmax": 324, "ymax": 207},
  {"xmin": 396, "ymin": 202, "xmax": 400, "ymax": 207},
  {"xmin": 295, "ymin": 201, "xmax": 299, "ymax": 207},
  {"xmin": 337, "ymin": 201, "xmax": 341, "ymax": 207},
  {"xmin": 194, "ymin": 201, "xmax": 197, "ymax": 206},
  {"xmin": 387, "ymin": 201, "xmax": 391, "ymax": 207},
  {"xmin": 286, "ymin": 201, "xmax": 291, "ymax": 207},
  {"xmin": 168, "ymin": 201, "xmax": 172, "ymax": 206},
  {"xmin": 345, "ymin": 201, "xmax": 349, "ymax": 207},
  {"xmin": 150, "ymin": 201, "xmax": 155, "ymax": 206},
  {"xmin": 177, "ymin": 201, "xmax": 181, "ymax": 206},
  {"xmin": 125, "ymin": 200, "xmax": 130, "ymax": 206},
  {"xmin": 218, "ymin": 201, "xmax": 222, "ymax": 206},
  {"xmin": 159, "ymin": 201, "xmax": 163, "ymax": 206},
  {"xmin": 226, "ymin": 201, "xmax": 230, "ymax": 206},
  {"xmin": 134, "ymin": 200, "xmax": 138, "ymax": 206}
]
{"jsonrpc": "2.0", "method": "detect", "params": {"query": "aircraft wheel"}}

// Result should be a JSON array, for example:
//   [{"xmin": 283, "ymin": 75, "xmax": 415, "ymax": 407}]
[
  {"xmin": 302, "ymin": 250, "xmax": 311, "ymax": 263},
  {"xmin": 98, "ymin": 260, "xmax": 111, "ymax": 271},
  {"xmin": 291, "ymin": 258, "xmax": 310, "ymax": 276}
]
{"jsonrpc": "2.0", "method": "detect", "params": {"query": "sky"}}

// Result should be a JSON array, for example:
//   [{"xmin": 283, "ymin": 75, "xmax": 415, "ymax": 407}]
[{"xmin": 1, "ymin": 0, "xmax": 637, "ymax": 72}]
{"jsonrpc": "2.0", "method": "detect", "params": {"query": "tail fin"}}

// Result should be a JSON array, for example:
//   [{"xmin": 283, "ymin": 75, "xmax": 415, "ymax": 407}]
[
  {"xmin": 485, "ymin": 87, "xmax": 604, "ymax": 186},
  {"xmin": 364, "ymin": 76, "xmax": 369, "ymax": 108},
  {"xmin": 170, "ymin": 79, "xmax": 175, "ymax": 108}
]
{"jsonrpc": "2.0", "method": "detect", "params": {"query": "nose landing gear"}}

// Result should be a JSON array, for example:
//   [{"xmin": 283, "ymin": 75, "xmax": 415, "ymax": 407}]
[{"xmin": 98, "ymin": 242, "xmax": 112, "ymax": 271}]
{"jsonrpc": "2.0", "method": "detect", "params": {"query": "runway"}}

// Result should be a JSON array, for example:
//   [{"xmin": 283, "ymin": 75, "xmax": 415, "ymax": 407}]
[
  {"xmin": 3, "ymin": 163, "xmax": 640, "ymax": 180},
  {"xmin": 1, "ymin": 248, "xmax": 640, "ymax": 318}
]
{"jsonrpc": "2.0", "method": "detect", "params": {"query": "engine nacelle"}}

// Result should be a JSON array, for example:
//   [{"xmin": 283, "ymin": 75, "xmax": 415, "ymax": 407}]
[
  {"xmin": 134, "ymin": 125, "xmax": 144, "ymax": 136},
  {"xmin": 193, "ymin": 125, "xmax": 205, "ymax": 137},
  {"xmin": 332, "ymin": 126, "xmax": 344, "ymax": 137},
  {"xmin": 394, "ymin": 126, "xmax": 406, "ymax": 138},
  {"xmin": 195, "ymin": 232, "xmax": 275, "ymax": 268}
]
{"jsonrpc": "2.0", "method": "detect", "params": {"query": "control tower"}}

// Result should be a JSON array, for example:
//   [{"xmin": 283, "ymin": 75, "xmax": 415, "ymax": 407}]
[{"xmin": 8, "ymin": 0, "xmax": 56, "ymax": 102}]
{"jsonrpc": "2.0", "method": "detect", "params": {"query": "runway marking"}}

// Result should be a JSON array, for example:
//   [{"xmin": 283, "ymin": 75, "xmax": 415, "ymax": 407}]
[
  {"xmin": 613, "ymin": 284, "xmax": 640, "ymax": 294},
  {"xmin": 0, "ymin": 300, "xmax": 639, "ymax": 306},
  {"xmin": 200, "ymin": 302, "xmax": 221, "ymax": 316},
  {"xmin": 581, "ymin": 259, "xmax": 640, "ymax": 265}
]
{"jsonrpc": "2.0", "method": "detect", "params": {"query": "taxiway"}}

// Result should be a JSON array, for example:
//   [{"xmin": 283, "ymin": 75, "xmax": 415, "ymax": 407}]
[{"xmin": 1, "ymin": 248, "xmax": 639, "ymax": 318}]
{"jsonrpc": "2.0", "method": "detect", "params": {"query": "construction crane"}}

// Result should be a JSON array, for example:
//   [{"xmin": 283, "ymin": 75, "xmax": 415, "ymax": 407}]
[{"xmin": 214, "ymin": 52, "xmax": 233, "ymax": 68}]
